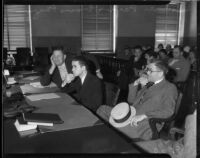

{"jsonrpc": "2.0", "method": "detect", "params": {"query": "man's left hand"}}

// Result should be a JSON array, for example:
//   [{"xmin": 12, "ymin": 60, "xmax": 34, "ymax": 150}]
[{"xmin": 130, "ymin": 114, "xmax": 147, "ymax": 126}]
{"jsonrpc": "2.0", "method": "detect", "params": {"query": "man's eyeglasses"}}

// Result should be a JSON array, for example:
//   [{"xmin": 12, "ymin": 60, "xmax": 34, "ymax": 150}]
[{"xmin": 145, "ymin": 67, "xmax": 161, "ymax": 73}]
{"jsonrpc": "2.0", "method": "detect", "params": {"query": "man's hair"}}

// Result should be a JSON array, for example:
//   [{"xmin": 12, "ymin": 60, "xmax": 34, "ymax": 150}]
[
  {"xmin": 158, "ymin": 43, "xmax": 164, "ymax": 48},
  {"xmin": 145, "ymin": 50, "xmax": 157, "ymax": 58},
  {"xmin": 158, "ymin": 49, "xmax": 167, "ymax": 55},
  {"xmin": 134, "ymin": 45, "xmax": 142, "ymax": 51},
  {"xmin": 72, "ymin": 56, "xmax": 88, "ymax": 70},
  {"xmin": 52, "ymin": 46, "xmax": 64, "ymax": 53},
  {"xmin": 153, "ymin": 60, "xmax": 169, "ymax": 76},
  {"xmin": 174, "ymin": 45, "xmax": 183, "ymax": 52}
]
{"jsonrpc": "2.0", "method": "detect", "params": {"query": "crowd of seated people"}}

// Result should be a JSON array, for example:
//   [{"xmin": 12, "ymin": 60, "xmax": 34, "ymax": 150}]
[
  {"xmin": 115, "ymin": 43, "xmax": 197, "ymax": 98},
  {"xmin": 3, "ymin": 43, "xmax": 197, "ymax": 156}
]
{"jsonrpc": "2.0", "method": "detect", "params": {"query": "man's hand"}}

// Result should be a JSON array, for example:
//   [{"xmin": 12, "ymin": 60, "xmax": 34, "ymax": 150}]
[
  {"xmin": 61, "ymin": 73, "xmax": 75, "ymax": 87},
  {"xmin": 49, "ymin": 55, "xmax": 56, "ymax": 75},
  {"xmin": 133, "ymin": 76, "xmax": 148, "ymax": 87},
  {"xmin": 96, "ymin": 70, "xmax": 103, "ymax": 79},
  {"xmin": 130, "ymin": 114, "xmax": 147, "ymax": 126},
  {"xmin": 50, "ymin": 55, "xmax": 56, "ymax": 68},
  {"xmin": 116, "ymin": 70, "xmax": 121, "ymax": 77}
]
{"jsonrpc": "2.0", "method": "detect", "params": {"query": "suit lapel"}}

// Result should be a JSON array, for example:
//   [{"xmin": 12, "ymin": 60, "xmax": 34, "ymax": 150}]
[
  {"xmin": 80, "ymin": 73, "xmax": 90, "ymax": 93},
  {"xmin": 133, "ymin": 80, "xmax": 166, "ymax": 107}
]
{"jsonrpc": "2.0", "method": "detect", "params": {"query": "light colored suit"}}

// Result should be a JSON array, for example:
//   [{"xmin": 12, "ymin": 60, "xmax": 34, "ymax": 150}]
[{"xmin": 97, "ymin": 79, "xmax": 178, "ymax": 140}]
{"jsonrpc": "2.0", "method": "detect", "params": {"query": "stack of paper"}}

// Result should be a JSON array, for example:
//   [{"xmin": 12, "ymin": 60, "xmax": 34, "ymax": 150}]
[
  {"xmin": 26, "ymin": 93, "xmax": 60, "ymax": 101},
  {"xmin": 30, "ymin": 82, "xmax": 57, "ymax": 88},
  {"xmin": 23, "ymin": 76, "xmax": 40, "ymax": 81},
  {"xmin": 14, "ymin": 118, "xmax": 37, "ymax": 132},
  {"xmin": 7, "ymin": 77, "xmax": 17, "ymax": 85}
]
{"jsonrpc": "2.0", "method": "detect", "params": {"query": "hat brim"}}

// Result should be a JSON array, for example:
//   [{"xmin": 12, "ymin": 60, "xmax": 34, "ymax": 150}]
[{"xmin": 109, "ymin": 106, "xmax": 136, "ymax": 128}]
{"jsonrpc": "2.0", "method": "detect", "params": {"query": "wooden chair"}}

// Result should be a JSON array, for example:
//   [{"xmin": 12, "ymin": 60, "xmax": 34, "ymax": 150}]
[
  {"xmin": 3, "ymin": 47, "xmax": 8, "ymax": 63},
  {"xmin": 33, "ymin": 47, "xmax": 50, "ymax": 73},
  {"xmin": 149, "ymin": 91, "xmax": 183, "ymax": 140},
  {"xmin": 15, "ymin": 47, "xmax": 32, "ymax": 70},
  {"xmin": 103, "ymin": 81, "xmax": 120, "ymax": 107}
]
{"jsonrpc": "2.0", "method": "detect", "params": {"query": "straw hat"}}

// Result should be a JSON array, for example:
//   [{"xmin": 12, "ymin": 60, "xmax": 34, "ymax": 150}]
[{"xmin": 109, "ymin": 102, "xmax": 136, "ymax": 128}]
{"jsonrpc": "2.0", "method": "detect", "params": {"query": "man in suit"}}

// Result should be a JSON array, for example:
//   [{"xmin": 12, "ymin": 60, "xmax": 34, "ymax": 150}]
[
  {"xmin": 97, "ymin": 60, "xmax": 178, "ymax": 140},
  {"xmin": 81, "ymin": 52, "xmax": 103, "ymax": 79},
  {"xmin": 40, "ymin": 46, "xmax": 74, "ymax": 89},
  {"xmin": 65, "ymin": 56, "xmax": 103, "ymax": 112},
  {"xmin": 168, "ymin": 45, "xmax": 190, "ymax": 82}
]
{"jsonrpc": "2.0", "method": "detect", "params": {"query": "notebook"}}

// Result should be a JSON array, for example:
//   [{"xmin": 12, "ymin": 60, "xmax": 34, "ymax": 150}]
[{"xmin": 23, "ymin": 113, "xmax": 64, "ymax": 125}]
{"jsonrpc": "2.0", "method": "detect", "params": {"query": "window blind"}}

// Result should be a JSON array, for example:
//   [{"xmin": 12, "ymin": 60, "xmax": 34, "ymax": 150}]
[
  {"xmin": 81, "ymin": 5, "xmax": 113, "ymax": 52},
  {"xmin": 155, "ymin": 4, "xmax": 180, "ymax": 48},
  {"xmin": 3, "ymin": 5, "xmax": 30, "ymax": 50}
]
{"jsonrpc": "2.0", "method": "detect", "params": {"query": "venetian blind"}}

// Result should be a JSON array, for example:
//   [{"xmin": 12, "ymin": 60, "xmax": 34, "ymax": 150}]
[
  {"xmin": 3, "ymin": 5, "xmax": 30, "ymax": 50},
  {"xmin": 81, "ymin": 5, "xmax": 113, "ymax": 52},
  {"xmin": 155, "ymin": 4, "xmax": 180, "ymax": 47}
]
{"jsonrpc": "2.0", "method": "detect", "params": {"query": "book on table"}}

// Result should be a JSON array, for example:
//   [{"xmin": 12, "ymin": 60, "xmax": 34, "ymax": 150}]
[
  {"xmin": 23, "ymin": 113, "xmax": 64, "ymax": 126},
  {"xmin": 14, "ymin": 117, "xmax": 37, "ymax": 132}
]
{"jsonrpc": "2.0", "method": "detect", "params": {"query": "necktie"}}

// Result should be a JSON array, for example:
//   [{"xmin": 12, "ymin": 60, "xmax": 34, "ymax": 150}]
[{"xmin": 146, "ymin": 82, "xmax": 154, "ymax": 89}]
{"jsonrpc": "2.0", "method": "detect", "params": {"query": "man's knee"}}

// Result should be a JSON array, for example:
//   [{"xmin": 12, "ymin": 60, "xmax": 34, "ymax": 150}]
[{"xmin": 96, "ymin": 105, "xmax": 112, "ymax": 122}]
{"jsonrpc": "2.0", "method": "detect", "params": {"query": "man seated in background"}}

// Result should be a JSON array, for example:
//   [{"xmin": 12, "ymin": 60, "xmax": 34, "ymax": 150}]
[
  {"xmin": 158, "ymin": 49, "xmax": 170, "ymax": 64},
  {"xmin": 97, "ymin": 60, "xmax": 178, "ymax": 140},
  {"xmin": 144, "ymin": 49, "xmax": 158, "ymax": 65},
  {"xmin": 126, "ymin": 45, "xmax": 146, "ymax": 83},
  {"xmin": 81, "ymin": 52, "xmax": 103, "ymax": 79},
  {"xmin": 168, "ymin": 45, "xmax": 191, "ymax": 82},
  {"xmin": 165, "ymin": 44, "xmax": 173, "ymax": 58},
  {"xmin": 117, "ymin": 45, "xmax": 146, "ymax": 102},
  {"xmin": 40, "ymin": 46, "xmax": 74, "ymax": 89},
  {"xmin": 65, "ymin": 56, "xmax": 103, "ymax": 112}
]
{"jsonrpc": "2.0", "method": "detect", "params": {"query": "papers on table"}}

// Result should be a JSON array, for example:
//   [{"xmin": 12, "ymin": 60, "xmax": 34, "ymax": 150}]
[
  {"xmin": 7, "ymin": 77, "xmax": 17, "ymax": 84},
  {"xmin": 30, "ymin": 82, "xmax": 57, "ymax": 88},
  {"xmin": 23, "ymin": 76, "xmax": 40, "ymax": 81},
  {"xmin": 28, "ymin": 122, "xmax": 53, "ymax": 127},
  {"xmin": 26, "ymin": 93, "xmax": 60, "ymax": 101},
  {"xmin": 14, "ymin": 119, "xmax": 37, "ymax": 132}
]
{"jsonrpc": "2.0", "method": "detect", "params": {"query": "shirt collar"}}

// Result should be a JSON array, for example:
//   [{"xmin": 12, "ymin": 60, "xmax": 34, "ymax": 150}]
[
  {"xmin": 154, "ymin": 78, "xmax": 164, "ymax": 85},
  {"xmin": 57, "ymin": 63, "xmax": 66, "ymax": 69},
  {"xmin": 80, "ymin": 72, "xmax": 87, "ymax": 84}
]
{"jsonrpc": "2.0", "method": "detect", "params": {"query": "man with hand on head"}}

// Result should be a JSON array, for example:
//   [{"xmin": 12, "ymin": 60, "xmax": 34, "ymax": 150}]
[
  {"xmin": 97, "ymin": 60, "xmax": 178, "ymax": 140},
  {"xmin": 64, "ymin": 56, "xmax": 103, "ymax": 112},
  {"xmin": 40, "ymin": 46, "xmax": 74, "ymax": 89}
]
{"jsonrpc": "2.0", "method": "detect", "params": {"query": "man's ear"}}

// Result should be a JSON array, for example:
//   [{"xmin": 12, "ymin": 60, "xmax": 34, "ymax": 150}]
[
  {"xmin": 82, "ymin": 65, "xmax": 86, "ymax": 71},
  {"xmin": 64, "ymin": 54, "xmax": 66, "ymax": 60}
]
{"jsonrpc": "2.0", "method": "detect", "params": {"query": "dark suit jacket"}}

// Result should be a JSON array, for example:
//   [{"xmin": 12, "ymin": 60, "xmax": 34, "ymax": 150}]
[
  {"xmin": 40, "ymin": 57, "xmax": 72, "ymax": 88},
  {"xmin": 65, "ymin": 72, "xmax": 103, "ymax": 112}
]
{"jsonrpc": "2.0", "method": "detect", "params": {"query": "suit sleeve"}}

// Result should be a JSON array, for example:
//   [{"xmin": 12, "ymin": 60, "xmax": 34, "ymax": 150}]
[
  {"xmin": 60, "ymin": 78, "xmax": 78, "ymax": 94},
  {"xmin": 128, "ymin": 83, "xmax": 139, "ymax": 104},
  {"xmin": 40, "ymin": 66, "xmax": 52, "ymax": 86},
  {"xmin": 142, "ymin": 85, "xmax": 178, "ymax": 118}
]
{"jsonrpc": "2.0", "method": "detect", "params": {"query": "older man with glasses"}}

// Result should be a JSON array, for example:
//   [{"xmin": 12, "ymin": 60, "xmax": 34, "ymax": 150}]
[{"xmin": 97, "ymin": 60, "xmax": 178, "ymax": 140}]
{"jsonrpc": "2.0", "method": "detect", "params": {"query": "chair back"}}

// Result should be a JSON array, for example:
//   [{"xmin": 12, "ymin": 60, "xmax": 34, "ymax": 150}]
[
  {"xmin": 34, "ymin": 47, "xmax": 50, "ymax": 66},
  {"xmin": 174, "ymin": 91, "xmax": 183, "ymax": 117},
  {"xmin": 149, "ymin": 90, "xmax": 183, "ymax": 140},
  {"xmin": 16, "ymin": 47, "xmax": 31, "ymax": 67},
  {"xmin": 3, "ymin": 48, "xmax": 8, "ymax": 62},
  {"xmin": 103, "ymin": 81, "xmax": 120, "ymax": 107}
]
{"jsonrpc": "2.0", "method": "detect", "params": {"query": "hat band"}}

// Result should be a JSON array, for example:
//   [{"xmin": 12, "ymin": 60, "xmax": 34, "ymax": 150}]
[{"xmin": 113, "ymin": 106, "xmax": 131, "ymax": 123}]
